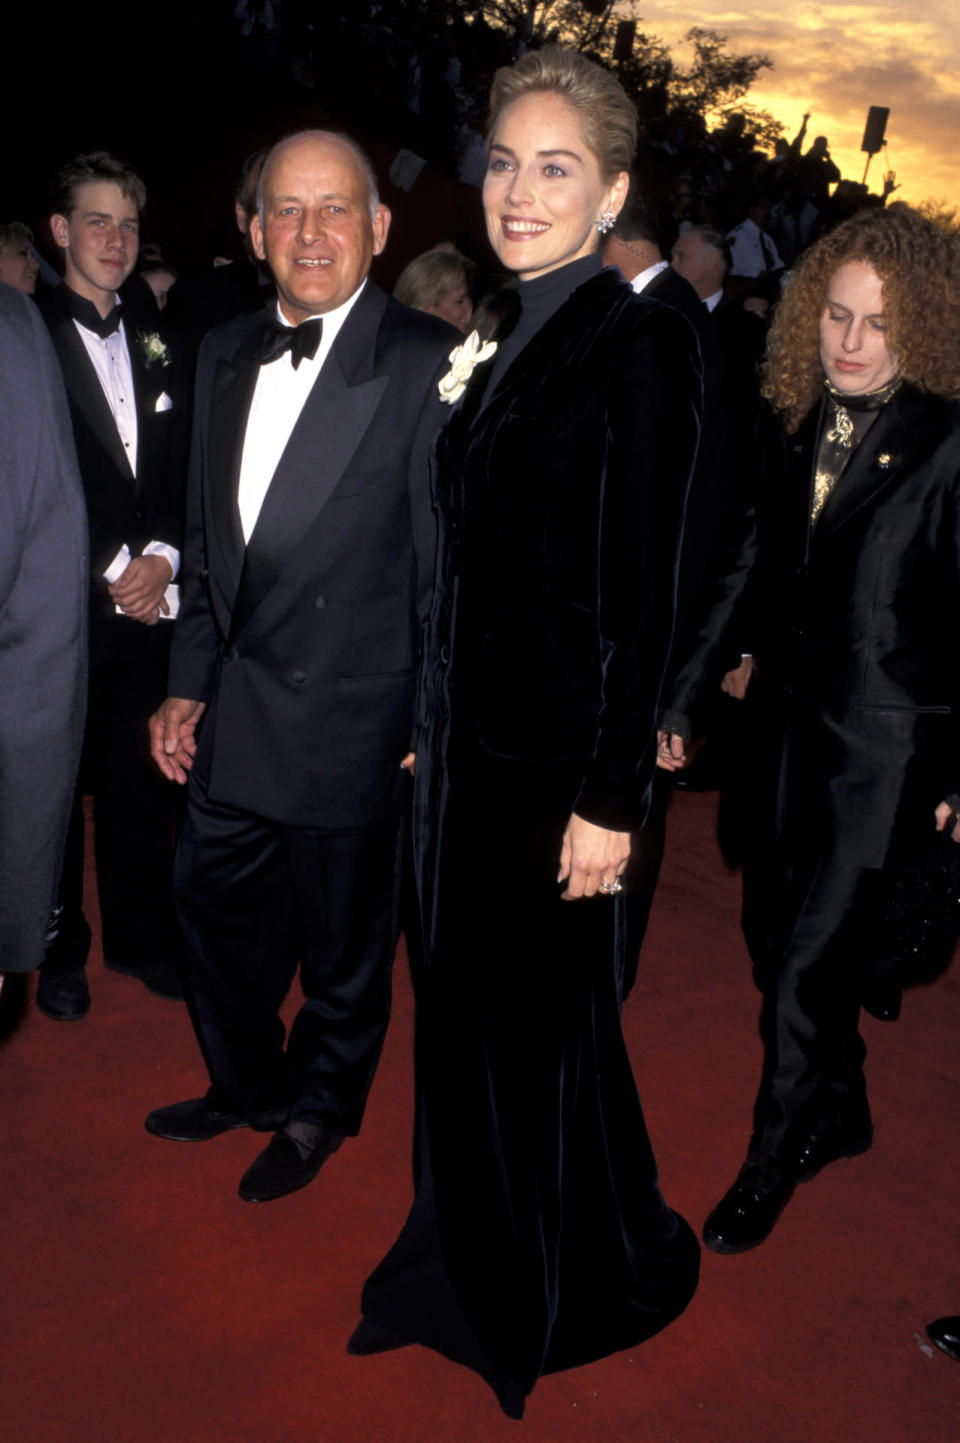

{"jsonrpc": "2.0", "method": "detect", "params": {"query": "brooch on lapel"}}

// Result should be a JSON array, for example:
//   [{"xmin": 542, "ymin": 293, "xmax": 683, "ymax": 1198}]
[
  {"xmin": 877, "ymin": 452, "xmax": 894, "ymax": 468},
  {"xmin": 438, "ymin": 330, "xmax": 497, "ymax": 405},
  {"xmin": 137, "ymin": 331, "xmax": 172, "ymax": 368}
]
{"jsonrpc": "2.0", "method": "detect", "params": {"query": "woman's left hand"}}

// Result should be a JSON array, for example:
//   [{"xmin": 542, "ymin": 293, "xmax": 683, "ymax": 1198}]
[
  {"xmin": 558, "ymin": 813, "xmax": 631, "ymax": 900},
  {"xmin": 934, "ymin": 801, "xmax": 960, "ymax": 842}
]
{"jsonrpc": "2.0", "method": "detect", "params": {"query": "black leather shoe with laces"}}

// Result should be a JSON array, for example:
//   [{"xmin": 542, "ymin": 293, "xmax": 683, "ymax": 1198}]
[{"xmin": 703, "ymin": 1170, "xmax": 795, "ymax": 1254}]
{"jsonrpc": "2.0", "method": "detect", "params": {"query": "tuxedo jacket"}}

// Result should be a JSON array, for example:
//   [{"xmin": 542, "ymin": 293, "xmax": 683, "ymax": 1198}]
[
  {"xmin": 36, "ymin": 282, "xmax": 187, "ymax": 666},
  {"xmin": 0, "ymin": 287, "xmax": 88, "ymax": 970},
  {"xmin": 426, "ymin": 267, "xmax": 702, "ymax": 833},
  {"xmin": 669, "ymin": 384, "xmax": 960, "ymax": 868},
  {"xmin": 640, "ymin": 265, "xmax": 747, "ymax": 653},
  {"xmin": 169, "ymin": 283, "xmax": 456, "ymax": 829}
]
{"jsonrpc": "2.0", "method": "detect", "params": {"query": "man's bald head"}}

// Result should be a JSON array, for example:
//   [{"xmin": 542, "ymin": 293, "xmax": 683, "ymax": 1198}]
[{"xmin": 250, "ymin": 130, "xmax": 391, "ymax": 325}]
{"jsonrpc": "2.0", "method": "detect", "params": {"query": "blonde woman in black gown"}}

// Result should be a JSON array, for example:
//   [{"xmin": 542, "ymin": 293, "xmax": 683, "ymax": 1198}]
[{"xmin": 350, "ymin": 47, "xmax": 702, "ymax": 1417}]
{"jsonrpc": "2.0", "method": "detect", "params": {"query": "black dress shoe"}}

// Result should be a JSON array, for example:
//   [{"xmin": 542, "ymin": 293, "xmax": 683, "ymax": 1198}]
[
  {"xmin": 36, "ymin": 964, "xmax": 91, "ymax": 1021},
  {"xmin": 347, "ymin": 1318, "xmax": 407, "ymax": 1357},
  {"xmin": 238, "ymin": 1125, "xmax": 344, "ymax": 1203},
  {"xmin": 860, "ymin": 981, "xmax": 901, "ymax": 1021},
  {"xmin": 144, "ymin": 1096, "xmax": 286, "ymax": 1141},
  {"xmin": 703, "ymin": 1171, "xmax": 795, "ymax": 1254},
  {"xmin": 794, "ymin": 1116, "xmax": 873, "ymax": 1183},
  {"xmin": 927, "ymin": 1316, "xmax": 960, "ymax": 1361},
  {"xmin": 104, "ymin": 956, "xmax": 183, "ymax": 1000}
]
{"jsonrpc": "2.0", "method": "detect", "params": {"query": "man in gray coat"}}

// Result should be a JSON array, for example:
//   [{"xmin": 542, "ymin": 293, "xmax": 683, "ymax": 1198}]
[{"xmin": 0, "ymin": 285, "xmax": 88, "ymax": 982}]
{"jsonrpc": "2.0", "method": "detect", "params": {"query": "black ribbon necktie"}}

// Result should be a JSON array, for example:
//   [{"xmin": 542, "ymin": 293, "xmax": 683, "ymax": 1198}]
[
  {"xmin": 62, "ymin": 286, "xmax": 123, "ymax": 338},
  {"xmin": 256, "ymin": 317, "xmax": 323, "ymax": 369}
]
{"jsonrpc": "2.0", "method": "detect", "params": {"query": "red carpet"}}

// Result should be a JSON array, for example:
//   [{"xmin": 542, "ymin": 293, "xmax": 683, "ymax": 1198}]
[{"xmin": 3, "ymin": 790, "xmax": 958, "ymax": 1441}]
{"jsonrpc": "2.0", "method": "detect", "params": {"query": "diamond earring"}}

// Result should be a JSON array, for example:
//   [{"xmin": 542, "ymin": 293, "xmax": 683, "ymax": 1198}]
[{"xmin": 596, "ymin": 211, "xmax": 616, "ymax": 235}]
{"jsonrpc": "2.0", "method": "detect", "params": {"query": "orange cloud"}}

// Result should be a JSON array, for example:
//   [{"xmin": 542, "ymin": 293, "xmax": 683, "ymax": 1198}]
[{"xmin": 636, "ymin": 1, "xmax": 960, "ymax": 206}]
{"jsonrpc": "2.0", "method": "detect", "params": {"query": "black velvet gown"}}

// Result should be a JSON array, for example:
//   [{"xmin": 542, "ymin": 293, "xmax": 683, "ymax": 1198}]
[{"xmin": 357, "ymin": 255, "xmax": 701, "ymax": 1417}]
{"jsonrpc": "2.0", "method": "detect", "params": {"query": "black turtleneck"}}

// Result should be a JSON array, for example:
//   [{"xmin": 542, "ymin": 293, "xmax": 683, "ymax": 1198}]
[{"xmin": 485, "ymin": 252, "xmax": 605, "ymax": 398}]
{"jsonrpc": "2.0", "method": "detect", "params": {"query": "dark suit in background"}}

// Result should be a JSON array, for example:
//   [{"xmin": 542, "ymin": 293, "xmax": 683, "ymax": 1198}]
[
  {"xmin": 0, "ymin": 286, "xmax": 88, "ymax": 975},
  {"xmin": 37, "ymin": 280, "xmax": 188, "ymax": 989}
]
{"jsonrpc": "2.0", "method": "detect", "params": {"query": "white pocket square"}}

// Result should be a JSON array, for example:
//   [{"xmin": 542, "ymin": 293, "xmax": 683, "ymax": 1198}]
[{"xmin": 155, "ymin": 391, "xmax": 173, "ymax": 413}]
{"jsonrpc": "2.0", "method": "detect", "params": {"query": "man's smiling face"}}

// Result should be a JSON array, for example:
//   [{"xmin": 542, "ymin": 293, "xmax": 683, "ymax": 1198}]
[{"xmin": 251, "ymin": 133, "xmax": 390, "ymax": 324}]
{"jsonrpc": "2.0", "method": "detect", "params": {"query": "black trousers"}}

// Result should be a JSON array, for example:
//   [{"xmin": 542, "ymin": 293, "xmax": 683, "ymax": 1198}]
[
  {"xmin": 47, "ymin": 622, "xmax": 182, "ymax": 972},
  {"xmin": 173, "ymin": 761, "xmax": 402, "ymax": 1133},
  {"xmin": 742, "ymin": 847, "xmax": 878, "ymax": 1168}
]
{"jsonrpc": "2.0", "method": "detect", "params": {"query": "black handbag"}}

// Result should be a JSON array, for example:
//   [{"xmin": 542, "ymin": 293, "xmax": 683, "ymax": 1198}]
[{"xmin": 881, "ymin": 811, "xmax": 960, "ymax": 986}]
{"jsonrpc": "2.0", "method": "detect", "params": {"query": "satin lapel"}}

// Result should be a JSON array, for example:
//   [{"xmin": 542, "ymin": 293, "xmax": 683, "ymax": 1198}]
[
  {"xmin": 126, "ymin": 320, "xmax": 155, "ymax": 492},
  {"xmin": 49, "ymin": 308, "xmax": 134, "ymax": 481},
  {"xmin": 781, "ymin": 405, "xmax": 822, "ymax": 562},
  {"xmin": 207, "ymin": 325, "xmax": 262, "ymax": 596},
  {"xmin": 229, "ymin": 288, "xmax": 389, "ymax": 640},
  {"xmin": 814, "ymin": 387, "xmax": 936, "ymax": 543}
]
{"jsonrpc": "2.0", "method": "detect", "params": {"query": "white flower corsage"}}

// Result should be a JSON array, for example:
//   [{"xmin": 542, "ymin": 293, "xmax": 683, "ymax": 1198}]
[
  {"xmin": 137, "ymin": 331, "xmax": 171, "ymax": 368},
  {"xmin": 438, "ymin": 330, "xmax": 497, "ymax": 405}
]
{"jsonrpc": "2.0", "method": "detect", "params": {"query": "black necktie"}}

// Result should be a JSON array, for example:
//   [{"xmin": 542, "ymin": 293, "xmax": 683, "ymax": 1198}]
[
  {"xmin": 62, "ymin": 286, "xmax": 123, "ymax": 338},
  {"xmin": 255, "ymin": 317, "xmax": 323, "ymax": 370}
]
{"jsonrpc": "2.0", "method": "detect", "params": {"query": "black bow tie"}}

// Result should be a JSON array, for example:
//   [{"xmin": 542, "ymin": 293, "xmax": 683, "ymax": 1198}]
[
  {"xmin": 256, "ymin": 317, "xmax": 323, "ymax": 370},
  {"xmin": 62, "ymin": 286, "xmax": 123, "ymax": 339}
]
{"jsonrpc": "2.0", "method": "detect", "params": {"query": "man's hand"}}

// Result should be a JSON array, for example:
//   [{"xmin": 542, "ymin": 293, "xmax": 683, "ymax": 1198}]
[
  {"xmin": 109, "ymin": 554, "xmax": 173, "ymax": 624},
  {"xmin": 401, "ymin": 752, "xmax": 416, "ymax": 775},
  {"xmin": 150, "ymin": 697, "xmax": 207, "ymax": 784},
  {"xmin": 934, "ymin": 801, "xmax": 960, "ymax": 842},
  {"xmin": 558, "ymin": 812, "xmax": 630, "ymax": 900},
  {"xmin": 721, "ymin": 655, "xmax": 754, "ymax": 700}
]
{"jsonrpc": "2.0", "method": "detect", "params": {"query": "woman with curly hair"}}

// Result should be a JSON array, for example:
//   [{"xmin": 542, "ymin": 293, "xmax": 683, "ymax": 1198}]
[{"xmin": 664, "ymin": 201, "xmax": 960, "ymax": 1253}]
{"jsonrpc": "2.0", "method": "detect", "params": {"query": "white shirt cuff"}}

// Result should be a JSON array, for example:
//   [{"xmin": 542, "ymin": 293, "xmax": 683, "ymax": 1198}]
[
  {"xmin": 143, "ymin": 541, "xmax": 180, "ymax": 580},
  {"xmin": 103, "ymin": 544, "xmax": 132, "ymax": 583}
]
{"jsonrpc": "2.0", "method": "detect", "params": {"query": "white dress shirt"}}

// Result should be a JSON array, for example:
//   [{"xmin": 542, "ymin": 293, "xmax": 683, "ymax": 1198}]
[
  {"xmin": 237, "ymin": 283, "xmax": 366, "ymax": 543},
  {"xmin": 629, "ymin": 260, "xmax": 670, "ymax": 295},
  {"xmin": 74, "ymin": 304, "xmax": 180, "ymax": 605},
  {"xmin": 704, "ymin": 289, "xmax": 724, "ymax": 313},
  {"xmin": 725, "ymin": 218, "xmax": 783, "ymax": 279},
  {"xmin": 74, "ymin": 313, "xmax": 138, "ymax": 474}
]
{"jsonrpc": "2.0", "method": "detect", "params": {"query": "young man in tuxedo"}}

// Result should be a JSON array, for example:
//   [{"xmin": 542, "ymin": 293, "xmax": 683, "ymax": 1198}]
[
  {"xmin": 36, "ymin": 152, "xmax": 188, "ymax": 1019},
  {"xmin": 145, "ymin": 130, "xmax": 457, "ymax": 1203}
]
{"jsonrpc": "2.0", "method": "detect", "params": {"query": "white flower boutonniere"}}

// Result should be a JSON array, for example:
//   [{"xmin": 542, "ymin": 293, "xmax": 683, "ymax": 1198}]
[
  {"xmin": 137, "ymin": 331, "xmax": 171, "ymax": 368},
  {"xmin": 438, "ymin": 330, "xmax": 497, "ymax": 405}
]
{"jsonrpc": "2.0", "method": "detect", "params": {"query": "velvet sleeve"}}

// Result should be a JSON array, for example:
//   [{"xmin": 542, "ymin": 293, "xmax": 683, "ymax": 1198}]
[{"xmin": 572, "ymin": 302, "xmax": 701, "ymax": 831}]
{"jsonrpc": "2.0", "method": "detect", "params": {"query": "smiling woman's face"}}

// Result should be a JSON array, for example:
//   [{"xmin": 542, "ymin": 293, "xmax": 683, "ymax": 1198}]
[
  {"xmin": 0, "ymin": 238, "xmax": 39, "ymax": 294},
  {"xmin": 819, "ymin": 259, "xmax": 899, "ymax": 396},
  {"xmin": 482, "ymin": 90, "xmax": 626, "ymax": 282}
]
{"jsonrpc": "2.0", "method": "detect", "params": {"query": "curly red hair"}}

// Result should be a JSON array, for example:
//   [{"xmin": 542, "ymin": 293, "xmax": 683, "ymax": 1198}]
[{"xmin": 762, "ymin": 203, "xmax": 960, "ymax": 432}]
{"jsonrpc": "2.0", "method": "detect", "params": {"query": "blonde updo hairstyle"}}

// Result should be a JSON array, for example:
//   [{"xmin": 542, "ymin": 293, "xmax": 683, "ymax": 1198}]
[
  {"xmin": 394, "ymin": 248, "xmax": 476, "ymax": 313},
  {"xmin": 487, "ymin": 45, "xmax": 637, "ymax": 184},
  {"xmin": 762, "ymin": 202, "xmax": 960, "ymax": 432}
]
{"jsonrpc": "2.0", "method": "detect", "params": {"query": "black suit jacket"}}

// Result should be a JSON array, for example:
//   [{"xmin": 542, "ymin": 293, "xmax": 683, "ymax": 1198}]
[
  {"xmin": 37, "ymin": 282, "xmax": 187, "ymax": 664},
  {"xmin": 170, "ymin": 283, "xmax": 456, "ymax": 828},
  {"xmin": 669, "ymin": 385, "xmax": 960, "ymax": 868},
  {"xmin": 640, "ymin": 267, "xmax": 746, "ymax": 653}
]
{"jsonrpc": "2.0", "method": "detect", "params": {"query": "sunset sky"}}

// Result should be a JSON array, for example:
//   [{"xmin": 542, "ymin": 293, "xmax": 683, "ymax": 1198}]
[{"xmin": 638, "ymin": 0, "xmax": 960, "ymax": 206}]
